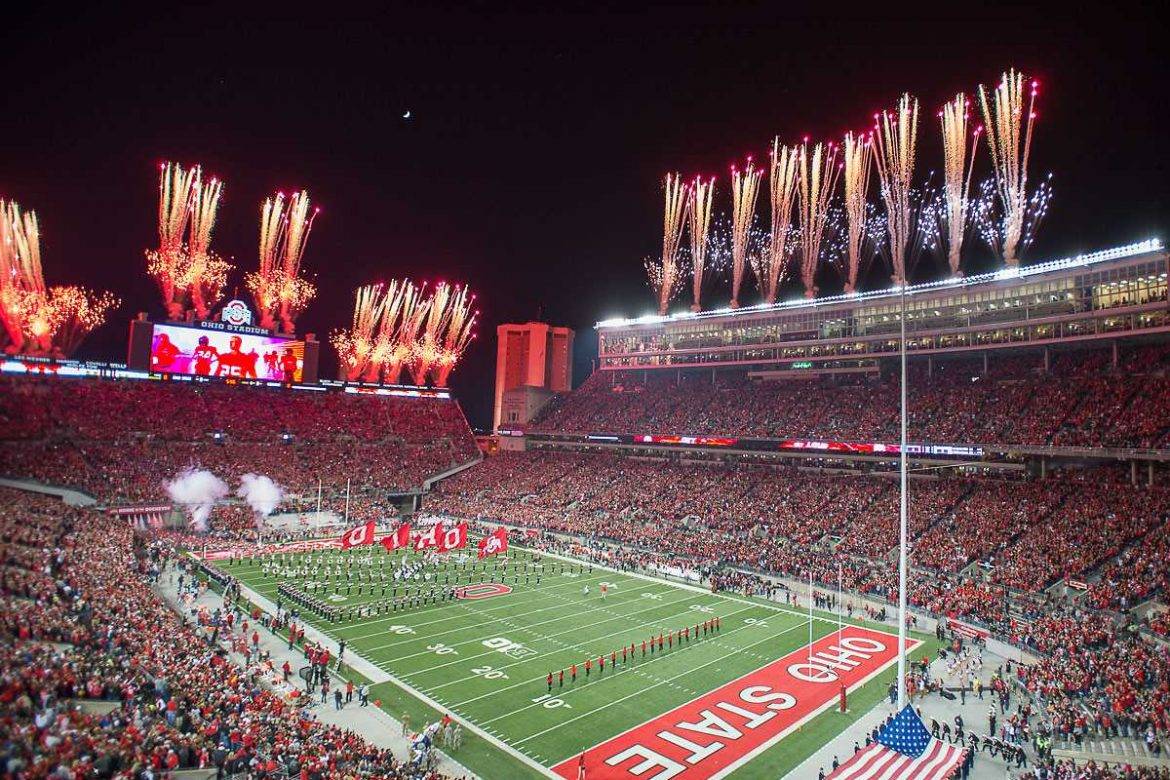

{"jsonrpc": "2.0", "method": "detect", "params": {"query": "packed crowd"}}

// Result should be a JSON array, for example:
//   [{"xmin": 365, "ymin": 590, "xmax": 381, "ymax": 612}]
[
  {"xmin": 0, "ymin": 377, "xmax": 478, "ymax": 503},
  {"xmin": 428, "ymin": 451, "xmax": 1170, "ymax": 603},
  {"xmin": 1015, "ymin": 609, "xmax": 1170, "ymax": 745},
  {"xmin": 531, "ymin": 346, "xmax": 1170, "ymax": 449},
  {"xmin": 0, "ymin": 487, "xmax": 441, "ymax": 778}
]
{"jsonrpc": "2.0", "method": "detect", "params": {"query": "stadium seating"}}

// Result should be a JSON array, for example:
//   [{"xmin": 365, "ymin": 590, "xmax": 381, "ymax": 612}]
[
  {"xmin": 429, "ymin": 450, "xmax": 1170, "ymax": 602},
  {"xmin": 0, "ymin": 488, "xmax": 437, "ymax": 778},
  {"xmin": 531, "ymin": 346, "xmax": 1170, "ymax": 449},
  {"xmin": 0, "ymin": 378, "xmax": 478, "ymax": 505}
]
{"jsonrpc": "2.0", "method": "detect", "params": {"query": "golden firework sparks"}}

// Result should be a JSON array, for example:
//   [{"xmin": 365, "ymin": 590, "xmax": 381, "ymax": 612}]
[
  {"xmin": 796, "ymin": 140, "xmax": 840, "ymax": 298},
  {"xmin": 842, "ymin": 131, "xmax": 874, "ymax": 294},
  {"xmin": 938, "ymin": 93, "xmax": 981, "ymax": 276},
  {"xmin": 247, "ymin": 190, "xmax": 319, "ymax": 332},
  {"xmin": 434, "ymin": 284, "xmax": 477, "ymax": 386},
  {"xmin": 979, "ymin": 69, "xmax": 1039, "ymax": 266},
  {"xmin": 331, "ymin": 283, "xmax": 388, "ymax": 381},
  {"xmin": 687, "ymin": 176, "xmax": 715, "ymax": 312},
  {"xmin": 1, "ymin": 200, "xmax": 118, "ymax": 356},
  {"xmin": 729, "ymin": 158, "xmax": 763, "ymax": 308},
  {"xmin": 145, "ymin": 162, "xmax": 198, "ymax": 318},
  {"xmin": 764, "ymin": 139, "xmax": 800, "ymax": 303},
  {"xmin": 872, "ymin": 93, "xmax": 919, "ymax": 285},
  {"xmin": 644, "ymin": 173, "xmax": 687, "ymax": 315}
]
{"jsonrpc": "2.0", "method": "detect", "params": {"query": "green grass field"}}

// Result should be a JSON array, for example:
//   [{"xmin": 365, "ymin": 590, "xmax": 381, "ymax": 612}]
[{"xmin": 222, "ymin": 542, "xmax": 932, "ymax": 779}]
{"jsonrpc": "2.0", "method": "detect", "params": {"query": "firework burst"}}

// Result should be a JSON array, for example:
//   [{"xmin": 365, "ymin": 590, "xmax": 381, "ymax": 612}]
[
  {"xmin": 412, "ymin": 283, "xmax": 455, "ymax": 384},
  {"xmin": 387, "ymin": 284, "xmax": 430, "ymax": 385},
  {"xmin": 1, "ymin": 200, "xmax": 118, "ymax": 357},
  {"xmin": 728, "ymin": 158, "xmax": 763, "ymax": 308},
  {"xmin": 841, "ymin": 131, "xmax": 874, "ymax": 294},
  {"xmin": 644, "ymin": 173, "xmax": 688, "ymax": 315},
  {"xmin": 972, "ymin": 173, "xmax": 1052, "ymax": 260},
  {"xmin": 247, "ymin": 190, "xmax": 319, "ymax": 332},
  {"xmin": 872, "ymin": 94, "xmax": 920, "ymax": 285},
  {"xmin": 145, "ymin": 162, "xmax": 198, "ymax": 319},
  {"xmin": 938, "ymin": 94, "xmax": 982, "ymax": 276},
  {"xmin": 762, "ymin": 139, "xmax": 800, "ymax": 303},
  {"xmin": 433, "ymin": 284, "xmax": 478, "ymax": 387},
  {"xmin": 645, "ymin": 173, "xmax": 687, "ymax": 313},
  {"xmin": 796, "ymin": 140, "xmax": 841, "ymax": 298},
  {"xmin": 979, "ymin": 69, "xmax": 1040, "ymax": 266},
  {"xmin": 686, "ymin": 176, "xmax": 715, "ymax": 312},
  {"xmin": 179, "ymin": 174, "xmax": 234, "ymax": 319},
  {"xmin": 331, "ymin": 283, "xmax": 387, "ymax": 381}
]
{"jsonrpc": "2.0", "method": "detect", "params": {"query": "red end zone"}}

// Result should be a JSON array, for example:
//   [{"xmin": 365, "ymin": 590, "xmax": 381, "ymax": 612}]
[{"xmin": 553, "ymin": 625, "xmax": 919, "ymax": 780}]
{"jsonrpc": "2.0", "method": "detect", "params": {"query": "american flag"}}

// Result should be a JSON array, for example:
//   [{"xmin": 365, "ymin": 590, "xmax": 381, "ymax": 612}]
[{"xmin": 828, "ymin": 704, "xmax": 965, "ymax": 780}]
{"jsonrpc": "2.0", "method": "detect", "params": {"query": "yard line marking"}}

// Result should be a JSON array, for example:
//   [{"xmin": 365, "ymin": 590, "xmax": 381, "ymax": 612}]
[
  {"xmin": 385, "ymin": 588, "xmax": 702, "ymax": 668},
  {"xmin": 358, "ymin": 573, "xmax": 654, "ymax": 647},
  {"xmin": 459, "ymin": 601, "xmax": 766, "ymax": 713},
  {"xmin": 337, "ymin": 570, "xmax": 616, "ymax": 631},
  {"xmin": 513, "ymin": 619, "xmax": 811, "ymax": 746},
  {"xmin": 535, "ymin": 545, "xmax": 862, "ymax": 627}
]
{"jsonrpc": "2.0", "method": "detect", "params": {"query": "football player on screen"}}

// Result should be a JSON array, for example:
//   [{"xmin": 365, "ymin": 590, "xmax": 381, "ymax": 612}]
[
  {"xmin": 192, "ymin": 336, "xmax": 219, "ymax": 376},
  {"xmin": 216, "ymin": 336, "xmax": 258, "ymax": 378}
]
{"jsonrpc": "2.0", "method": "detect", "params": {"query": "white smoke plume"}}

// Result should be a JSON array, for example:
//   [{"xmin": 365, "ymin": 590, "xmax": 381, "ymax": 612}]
[
  {"xmin": 237, "ymin": 473, "xmax": 283, "ymax": 523},
  {"xmin": 166, "ymin": 469, "xmax": 229, "ymax": 533}
]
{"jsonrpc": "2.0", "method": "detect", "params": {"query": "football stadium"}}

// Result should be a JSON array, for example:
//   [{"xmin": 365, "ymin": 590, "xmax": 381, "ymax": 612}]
[{"xmin": 2, "ymin": 11, "xmax": 1169, "ymax": 780}]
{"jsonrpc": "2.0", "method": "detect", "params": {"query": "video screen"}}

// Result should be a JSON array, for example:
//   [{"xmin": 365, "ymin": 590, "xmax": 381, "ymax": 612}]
[{"xmin": 149, "ymin": 323, "xmax": 305, "ymax": 382}]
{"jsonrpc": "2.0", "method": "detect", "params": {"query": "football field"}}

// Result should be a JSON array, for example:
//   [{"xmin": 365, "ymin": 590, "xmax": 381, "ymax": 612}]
[{"xmin": 223, "ymin": 541, "xmax": 923, "ymax": 779}]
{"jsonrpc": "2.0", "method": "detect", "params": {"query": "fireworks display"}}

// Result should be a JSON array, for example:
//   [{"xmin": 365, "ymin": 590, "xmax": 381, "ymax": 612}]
[
  {"xmin": 979, "ymin": 70, "xmax": 1040, "ymax": 266},
  {"xmin": 841, "ymin": 131, "xmax": 874, "ymax": 293},
  {"xmin": 872, "ymin": 94, "xmax": 920, "ymax": 285},
  {"xmin": 643, "ymin": 173, "xmax": 688, "ymax": 315},
  {"xmin": 412, "ymin": 282, "xmax": 453, "ymax": 384},
  {"xmin": 367, "ymin": 280, "xmax": 410, "ymax": 383},
  {"xmin": 938, "ymin": 94, "xmax": 982, "ymax": 276},
  {"xmin": 763, "ymin": 140, "xmax": 800, "ymax": 303},
  {"xmin": 728, "ymin": 159, "xmax": 763, "ymax": 308},
  {"xmin": 331, "ymin": 283, "xmax": 387, "ymax": 381},
  {"xmin": 0, "ymin": 200, "xmax": 118, "ymax": 357},
  {"xmin": 247, "ymin": 190, "xmax": 319, "ymax": 333},
  {"xmin": 432, "ymin": 284, "xmax": 477, "ymax": 387},
  {"xmin": 145, "ymin": 162, "xmax": 199, "ymax": 319},
  {"xmin": 332, "ymin": 280, "xmax": 476, "ymax": 387},
  {"xmin": 973, "ymin": 173, "xmax": 1053, "ymax": 260},
  {"xmin": 686, "ymin": 176, "xmax": 715, "ymax": 312},
  {"xmin": 180, "ymin": 174, "xmax": 233, "ymax": 319},
  {"xmin": 796, "ymin": 140, "xmax": 841, "ymax": 298}
]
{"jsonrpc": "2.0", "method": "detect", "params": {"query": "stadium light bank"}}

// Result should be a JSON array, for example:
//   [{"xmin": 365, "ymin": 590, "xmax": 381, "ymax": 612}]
[{"xmin": 595, "ymin": 238, "xmax": 1164, "ymax": 329}]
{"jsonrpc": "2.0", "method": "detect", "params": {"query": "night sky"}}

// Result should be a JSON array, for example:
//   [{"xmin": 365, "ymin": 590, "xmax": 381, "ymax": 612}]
[{"xmin": 2, "ymin": 4, "xmax": 1167, "ymax": 430}]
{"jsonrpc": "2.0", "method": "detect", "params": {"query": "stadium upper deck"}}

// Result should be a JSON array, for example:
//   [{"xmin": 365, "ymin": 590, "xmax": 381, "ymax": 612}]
[{"xmin": 597, "ymin": 240, "xmax": 1167, "ymax": 371}]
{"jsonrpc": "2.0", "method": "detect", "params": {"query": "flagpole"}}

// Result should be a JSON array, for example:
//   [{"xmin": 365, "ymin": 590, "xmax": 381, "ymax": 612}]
[
  {"xmin": 897, "ymin": 282, "xmax": 909, "ymax": 708},
  {"xmin": 807, "ymin": 570, "xmax": 814, "ymax": 665},
  {"xmin": 837, "ymin": 562, "xmax": 843, "ymax": 648},
  {"xmin": 316, "ymin": 478, "xmax": 322, "ymax": 518},
  {"xmin": 344, "ymin": 478, "xmax": 351, "ymax": 523}
]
